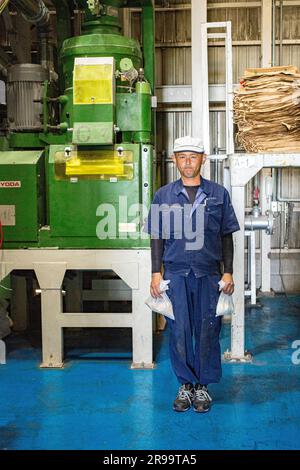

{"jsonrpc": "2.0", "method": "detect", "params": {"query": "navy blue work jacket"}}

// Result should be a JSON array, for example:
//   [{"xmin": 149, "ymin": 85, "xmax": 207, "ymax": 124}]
[{"xmin": 144, "ymin": 177, "xmax": 240, "ymax": 277}]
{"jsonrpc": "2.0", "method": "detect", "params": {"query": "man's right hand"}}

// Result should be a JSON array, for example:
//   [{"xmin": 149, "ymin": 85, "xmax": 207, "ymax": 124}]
[{"xmin": 150, "ymin": 272, "xmax": 163, "ymax": 298}]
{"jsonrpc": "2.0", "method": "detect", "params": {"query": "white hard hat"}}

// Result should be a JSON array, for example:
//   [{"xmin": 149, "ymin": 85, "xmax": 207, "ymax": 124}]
[{"xmin": 173, "ymin": 136, "xmax": 205, "ymax": 154}]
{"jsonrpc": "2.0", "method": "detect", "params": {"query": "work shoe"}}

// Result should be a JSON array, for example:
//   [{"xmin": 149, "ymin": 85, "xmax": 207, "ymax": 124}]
[
  {"xmin": 193, "ymin": 384, "xmax": 212, "ymax": 413},
  {"xmin": 173, "ymin": 383, "xmax": 194, "ymax": 412}
]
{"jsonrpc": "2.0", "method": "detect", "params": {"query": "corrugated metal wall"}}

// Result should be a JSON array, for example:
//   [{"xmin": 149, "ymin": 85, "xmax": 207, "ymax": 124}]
[{"xmin": 128, "ymin": 0, "xmax": 300, "ymax": 292}]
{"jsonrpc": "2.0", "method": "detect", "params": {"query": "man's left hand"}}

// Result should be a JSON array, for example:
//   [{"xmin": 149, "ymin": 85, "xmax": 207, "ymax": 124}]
[{"xmin": 221, "ymin": 273, "xmax": 235, "ymax": 295}]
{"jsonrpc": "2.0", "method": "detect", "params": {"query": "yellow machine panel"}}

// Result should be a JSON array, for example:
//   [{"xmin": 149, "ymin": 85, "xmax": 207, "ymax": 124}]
[
  {"xmin": 55, "ymin": 149, "xmax": 134, "ymax": 180},
  {"xmin": 73, "ymin": 63, "xmax": 114, "ymax": 105}
]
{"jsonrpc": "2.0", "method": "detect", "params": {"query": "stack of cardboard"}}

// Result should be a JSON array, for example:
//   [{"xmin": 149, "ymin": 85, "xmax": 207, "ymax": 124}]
[{"xmin": 234, "ymin": 66, "xmax": 300, "ymax": 152}]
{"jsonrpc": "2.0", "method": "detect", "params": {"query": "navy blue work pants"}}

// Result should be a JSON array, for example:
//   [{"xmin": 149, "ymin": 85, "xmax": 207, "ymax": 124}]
[{"xmin": 164, "ymin": 270, "xmax": 222, "ymax": 386}]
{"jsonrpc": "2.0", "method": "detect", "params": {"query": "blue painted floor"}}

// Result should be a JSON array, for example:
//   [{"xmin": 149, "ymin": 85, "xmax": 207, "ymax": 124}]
[{"xmin": 0, "ymin": 295, "xmax": 300, "ymax": 450}]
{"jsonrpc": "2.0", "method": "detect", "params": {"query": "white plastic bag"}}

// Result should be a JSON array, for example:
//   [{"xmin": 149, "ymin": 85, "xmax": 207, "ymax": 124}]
[
  {"xmin": 145, "ymin": 280, "xmax": 175, "ymax": 320},
  {"xmin": 216, "ymin": 280, "xmax": 234, "ymax": 317}
]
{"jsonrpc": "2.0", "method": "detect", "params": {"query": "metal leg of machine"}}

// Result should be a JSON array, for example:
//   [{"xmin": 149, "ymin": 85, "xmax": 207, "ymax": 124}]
[
  {"xmin": 34, "ymin": 262, "xmax": 66, "ymax": 368},
  {"xmin": 0, "ymin": 250, "xmax": 153, "ymax": 369},
  {"xmin": 131, "ymin": 255, "xmax": 154, "ymax": 369},
  {"xmin": 0, "ymin": 339, "xmax": 6, "ymax": 365}
]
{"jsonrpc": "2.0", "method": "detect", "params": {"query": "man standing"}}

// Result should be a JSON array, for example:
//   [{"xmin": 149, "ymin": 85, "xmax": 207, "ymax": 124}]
[{"xmin": 145, "ymin": 136, "xmax": 240, "ymax": 413}]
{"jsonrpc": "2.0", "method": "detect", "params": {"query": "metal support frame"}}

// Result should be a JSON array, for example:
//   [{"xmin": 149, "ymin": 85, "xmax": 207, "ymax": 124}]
[
  {"xmin": 245, "ymin": 230, "xmax": 257, "ymax": 305},
  {"xmin": 195, "ymin": 21, "xmax": 234, "ymax": 179},
  {"xmin": 229, "ymin": 153, "xmax": 300, "ymax": 361},
  {"xmin": 0, "ymin": 249, "xmax": 153, "ymax": 369},
  {"xmin": 260, "ymin": 168, "xmax": 272, "ymax": 292}
]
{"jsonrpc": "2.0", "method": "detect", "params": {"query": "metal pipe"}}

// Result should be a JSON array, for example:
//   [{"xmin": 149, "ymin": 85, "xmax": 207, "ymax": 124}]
[
  {"xmin": 9, "ymin": 0, "xmax": 51, "ymax": 70},
  {"xmin": 272, "ymin": 0, "xmax": 276, "ymax": 66},
  {"xmin": 247, "ymin": 233, "xmax": 251, "ymax": 288},
  {"xmin": 245, "ymin": 215, "xmax": 273, "ymax": 234},
  {"xmin": 10, "ymin": 0, "xmax": 50, "ymax": 30},
  {"xmin": 279, "ymin": 0, "xmax": 284, "ymax": 65},
  {"xmin": 211, "ymin": 152, "xmax": 224, "ymax": 185},
  {"xmin": 142, "ymin": 4, "xmax": 155, "ymax": 94}
]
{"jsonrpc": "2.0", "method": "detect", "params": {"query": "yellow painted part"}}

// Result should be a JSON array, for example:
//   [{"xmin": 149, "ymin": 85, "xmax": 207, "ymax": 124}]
[
  {"xmin": 55, "ymin": 150, "xmax": 134, "ymax": 180},
  {"xmin": 66, "ymin": 157, "xmax": 125, "ymax": 176},
  {"xmin": 73, "ymin": 64, "xmax": 113, "ymax": 105}
]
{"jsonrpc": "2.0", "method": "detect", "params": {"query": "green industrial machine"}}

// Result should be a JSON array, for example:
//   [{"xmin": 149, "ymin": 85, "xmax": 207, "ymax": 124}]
[
  {"xmin": 0, "ymin": 0, "xmax": 155, "ymax": 249},
  {"xmin": 0, "ymin": 151, "xmax": 44, "ymax": 243}
]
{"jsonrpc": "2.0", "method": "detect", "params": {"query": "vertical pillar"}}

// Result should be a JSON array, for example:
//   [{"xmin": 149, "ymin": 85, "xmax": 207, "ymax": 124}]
[
  {"xmin": 261, "ymin": 0, "xmax": 273, "ymax": 68},
  {"xmin": 34, "ymin": 263, "xmax": 66, "ymax": 368},
  {"xmin": 225, "ymin": 21, "xmax": 234, "ymax": 156},
  {"xmin": 231, "ymin": 186, "xmax": 246, "ymax": 358},
  {"xmin": 192, "ymin": 1, "xmax": 210, "ymax": 177},
  {"xmin": 122, "ymin": 7, "xmax": 132, "ymax": 38},
  {"xmin": 142, "ymin": 4, "xmax": 156, "ymax": 146},
  {"xmin": 142, "ymin": 4, "xmax": 155, "ymax": 94},
  {"xmin": 250, "ymin": 230, "xmax": 257, "ymax": 305},
  {"xmin": 260, "ymin": 169, "xmax": 272, "ymax": 292},
  {"xmin": 260, "ymin": 2, "xmax": 273, "ymax": 292},
  {"xmin": 40, "ymin": 289, "xmax": 64, "ymax": 368},
  {"xmin": 131, "ymin": 251, "xmax": 153, "ymax": 368}
]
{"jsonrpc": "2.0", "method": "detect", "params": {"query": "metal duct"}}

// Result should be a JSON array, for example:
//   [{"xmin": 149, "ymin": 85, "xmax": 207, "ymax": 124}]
[
  {"xmin": 10, "ymin": 0, "xmax": 50, "ymax": 31},
  {"xmin": 10, "ymin": 1, "xmax": 53, "ymax": 71}
]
